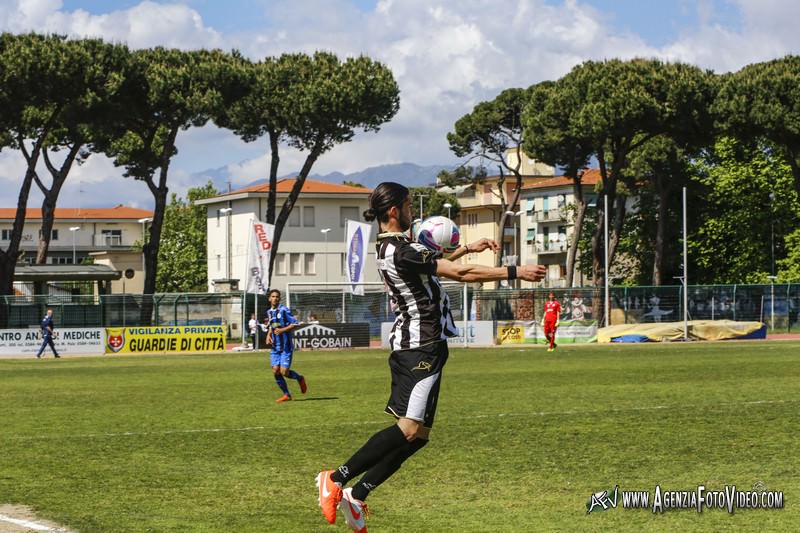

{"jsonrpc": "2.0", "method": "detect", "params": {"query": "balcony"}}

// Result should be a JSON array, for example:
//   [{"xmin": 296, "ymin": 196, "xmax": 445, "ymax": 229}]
[
  {"xmin": 93, "ymin": 234, "xmax": 124, "ymax": 247},
  {"xmin": 533, "ymin": 242, "xmax": 567, "ymax": 254},
  {"xmin": 535, "ymin": 209, "xmax": 566, "ymax": 222}
]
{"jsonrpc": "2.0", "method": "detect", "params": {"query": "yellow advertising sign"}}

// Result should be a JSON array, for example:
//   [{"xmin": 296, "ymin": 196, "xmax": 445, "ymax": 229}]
[
  {"xmin": 105, "ymin": 326, "xmax": 226, "ymax": 354},
  {"xmin": 497, "ymin": 324, "xmax": 525, "ymax": 344}
]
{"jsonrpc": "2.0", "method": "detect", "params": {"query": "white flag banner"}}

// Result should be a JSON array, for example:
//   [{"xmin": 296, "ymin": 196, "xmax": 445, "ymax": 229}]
[
  {"xmin": 345, "ymin": 219, "xmax": 372, "ymax": 295},
  {"xmin": 247, "ymin": 221, "xmax": 274, "ymax": 294}
]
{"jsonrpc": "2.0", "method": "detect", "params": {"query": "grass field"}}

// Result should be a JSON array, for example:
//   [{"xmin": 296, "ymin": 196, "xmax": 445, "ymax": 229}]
[{"xmin": 1, "ymin": 341, "xmax": 798, "ymax": 532}]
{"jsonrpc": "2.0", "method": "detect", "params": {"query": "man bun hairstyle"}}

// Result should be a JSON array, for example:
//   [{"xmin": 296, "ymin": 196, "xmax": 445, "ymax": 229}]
[{"xmin": 364, "ymin": 182, "xmax": 409, "ymax": 223}]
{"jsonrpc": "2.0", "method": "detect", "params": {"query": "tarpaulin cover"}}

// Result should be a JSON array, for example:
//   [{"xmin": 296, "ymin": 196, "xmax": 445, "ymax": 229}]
[{"xmin": 597, "ymin": 320, "xmax": 766, "ymax": 343}]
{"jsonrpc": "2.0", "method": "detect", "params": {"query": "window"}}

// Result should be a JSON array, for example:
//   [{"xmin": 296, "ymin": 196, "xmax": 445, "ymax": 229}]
[
  {"xmin": 1, "ymin": 229, "xmax": 10, "ymax": 240},
  {"xmin": 37, "ymin": 229, "xmax": 59, "ymax": 240},
  {"xmin": 340, "ymin": 206, "xmax": 359, "ymax": 227},
  {"xmin": 101, "ymin": 229, "xmax": 122, "ymax": 246},
  {"xmin": 288, "ymin": 209, "xmax": 301, "ymax": 227},
  {"xmin": 303, "ymin": 206, "xmax": 315, "ymax": 227},
  {"xmin": 304, "ymin": 253, "xmax": 315, "ymax": 275},
  {"xmin": 290, "ymin": 253, "xmax": 302, "ymax": 275},
  {"xmin": 216, "ymin": 254, "xmax": 221, "ymax": 272},
  {"xmin": 275, "ymin": 253, "xmax": 287, "ymax": 275},
  {"xmin": 52, "ymin": 256, "xmax": 73, "ymax": 265},
  {"xmin": 340, "ymin": 253, "xmax": 347, "ymax": 276},
  {"xmin": 525, "ymin": 199, "xmax": 535, "ymax": 214}
]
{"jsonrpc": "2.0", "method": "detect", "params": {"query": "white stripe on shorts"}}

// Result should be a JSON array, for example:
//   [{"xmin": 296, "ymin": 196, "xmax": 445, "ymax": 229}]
[{"xmin": 406, "ymin": 372, "xmax": 440, "ymax": 421}]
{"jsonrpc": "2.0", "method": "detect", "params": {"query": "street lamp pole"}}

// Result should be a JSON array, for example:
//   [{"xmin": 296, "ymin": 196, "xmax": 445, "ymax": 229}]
[
  {"xmin": 219, "ymin": 208, "xmax": 232, "ymax": 279},
  {"xmin": 137, "ymin": 217, "xmax": 152, "ymax": 273},
  {"xmin": 321, "ymin": 228, "xmax": 331, "ymax": 283},
  {"xmin": 416, "ymin": 192, "xmax": 429, "ymax": 220},
  {"xmin": 443, "ymin": 202, "xmax": 452, "ymax": 219},
  {"xmin": 69, "ymin": 226, "xmax": 80, "ymax": 264},
  {"xmin": 505, "ymin": 210, "xmax": 524, "ymax": 288},
  {"xmin": 767, "ymin": 275, "xmax": 777, "ymax": 331}
]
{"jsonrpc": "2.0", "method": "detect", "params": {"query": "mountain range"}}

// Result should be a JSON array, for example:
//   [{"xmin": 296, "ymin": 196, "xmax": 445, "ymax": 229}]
[{"xmin": 194, "ymin": 162, "xmax": 455, "ymax": 194}]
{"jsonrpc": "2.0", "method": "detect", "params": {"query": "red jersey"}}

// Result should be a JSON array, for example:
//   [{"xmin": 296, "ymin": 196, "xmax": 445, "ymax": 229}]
[{"xmin": 543, "ymin": 300, "xmax": 561, "ymax": 323}]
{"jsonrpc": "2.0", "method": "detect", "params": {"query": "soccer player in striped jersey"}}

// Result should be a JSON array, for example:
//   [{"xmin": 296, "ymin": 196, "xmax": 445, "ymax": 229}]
[
  {"xmin": 266, "ymin": 289, "xmax": 306, "ymax": 402},
  {"xmin": 317, "ymin": 182, "xmax": 546, "ymax": 531}
]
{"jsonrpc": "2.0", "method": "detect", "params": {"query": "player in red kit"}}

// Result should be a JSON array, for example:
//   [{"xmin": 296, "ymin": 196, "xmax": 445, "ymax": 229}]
[{"xmin": 541, "ymin": 292, "xmax": 561, "ymax": 351}]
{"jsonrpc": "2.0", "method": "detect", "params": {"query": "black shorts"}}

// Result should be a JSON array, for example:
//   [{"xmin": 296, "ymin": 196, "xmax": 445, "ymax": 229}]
[{"xmin": 385, "ymin": 340, "xmax": 449, "ymax": 427}]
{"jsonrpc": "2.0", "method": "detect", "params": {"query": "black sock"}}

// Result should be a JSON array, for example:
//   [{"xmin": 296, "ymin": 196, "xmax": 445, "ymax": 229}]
[
  {"xmin": 351, "ymin": 438, "xmax": 428, "ymax": 501},
  {"xmin": 331, "ymin": 424, "xmax": 408, "ymax": 485}
]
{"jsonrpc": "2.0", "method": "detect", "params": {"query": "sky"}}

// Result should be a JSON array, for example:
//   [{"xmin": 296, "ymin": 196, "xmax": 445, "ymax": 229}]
[{"xmin": 2, "ymin": 0, "xmax": 800, "ymax": 209}]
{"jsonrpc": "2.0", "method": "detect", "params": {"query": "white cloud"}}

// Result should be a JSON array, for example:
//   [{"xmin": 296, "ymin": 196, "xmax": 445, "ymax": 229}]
[
  {"xmin": 0, "ymin": 0, "xmax": 222, "ymax": 49},
  {"xmin": 5, "ymin": 0, "xmax": 800, "ymax": 209}
]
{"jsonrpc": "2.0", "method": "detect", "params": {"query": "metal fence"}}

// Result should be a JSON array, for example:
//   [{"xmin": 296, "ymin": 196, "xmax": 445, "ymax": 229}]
[{"xmin": 3, "ymin": 284, "xmax": 798, "ymax": 336}]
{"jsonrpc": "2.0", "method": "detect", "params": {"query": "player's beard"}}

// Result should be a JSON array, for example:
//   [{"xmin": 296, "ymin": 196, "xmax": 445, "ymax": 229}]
[{"xmin": 398, "ymin": 208, "xmax": 412, "ymax": 232}]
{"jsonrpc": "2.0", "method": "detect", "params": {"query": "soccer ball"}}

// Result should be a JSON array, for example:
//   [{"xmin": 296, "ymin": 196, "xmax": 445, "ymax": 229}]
[{"xmin": 415, "ymin": 216, "xmax": 460, "ymax": 256}]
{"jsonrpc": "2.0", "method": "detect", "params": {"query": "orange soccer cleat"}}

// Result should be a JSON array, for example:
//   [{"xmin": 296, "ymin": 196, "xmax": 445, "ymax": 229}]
[
  {"xmin": 275, "ymin": 394, "xmax": 292, "ymax": 403},
  {"xmin": 299, "ymin": 375, "xmax": 308, "ymax": 394},
  {"xmin": 316, "ymin": 470, "xmax": 343, "ymax": 524}
]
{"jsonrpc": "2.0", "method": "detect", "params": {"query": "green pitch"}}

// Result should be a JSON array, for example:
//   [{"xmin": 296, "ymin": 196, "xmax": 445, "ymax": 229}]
[{"xmin": 1, "ymin": 341, "xmax": 798, "ymax": 532}]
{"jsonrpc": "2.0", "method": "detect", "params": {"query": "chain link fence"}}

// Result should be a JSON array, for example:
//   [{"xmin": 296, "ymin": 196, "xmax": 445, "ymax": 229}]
[{"xmin": 3, "ymin": 284, "xmax": 798, "ymax": 336}]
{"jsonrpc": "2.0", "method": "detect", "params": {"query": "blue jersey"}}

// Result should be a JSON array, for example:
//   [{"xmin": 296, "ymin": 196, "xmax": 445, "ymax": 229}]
[
  {"xmin": 266, "ymin": 305, "xmax": 297, "ymax": 353},
  {"xmin": 41, "ymin": 315, "xmax": 54, "ymax": 337}
]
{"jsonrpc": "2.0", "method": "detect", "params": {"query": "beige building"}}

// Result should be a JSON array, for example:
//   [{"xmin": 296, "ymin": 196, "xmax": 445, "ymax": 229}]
[
  {"xmin": 518, "ymin": 170, "xmax": 601, "ymax": 287},
  {"xmin": 196, "ymin": 179, "xmax": 381, "ymax": 295},
  {"xmin": 1, "ymin": 205, "xmax": 154, "ymax": 294},
  {"xmin": 442, "ymin": 153, "xmax": 555, "ymax": 288}
]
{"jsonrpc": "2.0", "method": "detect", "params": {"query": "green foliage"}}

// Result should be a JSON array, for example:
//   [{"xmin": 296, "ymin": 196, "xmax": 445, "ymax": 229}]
[
  {"xmin": 777, "ymin": 229, "xmax": 800, "ymax": 282},
  {"xmin": 155, "ymin": 181, "xmax": 217, "ymax": 293},
  {"xmin": 100, "ymin": 47, "xmax": 248, "ymax": 180},
  {"xmin": 689, "ymin": 137, "xmax": 800, "ymax": 283},
  {"xmin": 216, "ymin": 51, "xmax": 399, "ymax": 285},
  {"xmin": 94, "ymin": 47, "xmax": 250, "ymax": 299},
  {"xmin": 521, "ymin": 59, "xmax": 716, "ymax": 286},
  {"xmin": 715, "ymin": 55, "xmax": 800, "ymax": 197},
  {"xmin": 1, "ymin": 343, "xmax": 799, "ymax": 531},
  {"xmin": 447, "ymin": 87, "xmax": 530, "ymax": 164},
  {"xmin": 408, "ymin": 186, "xmax": 459, "ymax": 220}
]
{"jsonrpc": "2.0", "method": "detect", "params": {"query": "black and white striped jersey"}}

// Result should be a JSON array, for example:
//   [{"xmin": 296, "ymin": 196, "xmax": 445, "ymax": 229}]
[{"xmin": 375, "ymin": 232, "xmax": 458, "ymax": 351}]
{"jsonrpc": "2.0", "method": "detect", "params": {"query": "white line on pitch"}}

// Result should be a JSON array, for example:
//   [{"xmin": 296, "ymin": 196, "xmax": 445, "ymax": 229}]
[
  {"xmin": 6, "ymin": 399, "xmax": 794, "ymax": 441},
  {"xmin": 0, "ymin": 513, "xmax": 57, "ymax": 531}
]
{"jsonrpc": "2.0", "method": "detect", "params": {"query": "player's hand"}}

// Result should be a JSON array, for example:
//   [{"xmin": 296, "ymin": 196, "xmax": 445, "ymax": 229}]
[
  {"xmin": 555, "ymin": 321, "xmax": 560, "ymax": 327},
  {"xmin": 467, "ymin": 238, "xmax": 499, "ymax": 253},
  {"xmin": 517, "ymin": 264, "xmax": 546, "ymax": 282}
]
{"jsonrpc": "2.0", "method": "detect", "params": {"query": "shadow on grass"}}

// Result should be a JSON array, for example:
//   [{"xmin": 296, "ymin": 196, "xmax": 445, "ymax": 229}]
[{"xmin": 291, "ymin": 397, "xmax": 339, "ymax": 402}]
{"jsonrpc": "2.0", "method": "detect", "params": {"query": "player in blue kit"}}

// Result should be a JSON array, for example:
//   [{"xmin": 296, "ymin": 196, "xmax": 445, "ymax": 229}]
[
  {"xmin": 36, "ymin": 309, "xmax": 60, "ymax": 358},
  {"xmin": 265, "ymin": 289, "xmax": 307, "ymax": 402}
]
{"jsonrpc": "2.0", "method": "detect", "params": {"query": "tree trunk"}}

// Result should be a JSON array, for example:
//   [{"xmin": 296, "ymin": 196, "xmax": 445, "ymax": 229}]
[
  {"xmin": 652, "ymin": 181, "xmax": 671, "ymax": 286},
  {"xmin": 138, "ymin": 127, "xmax": 177, "ymax": 325},
  {"xmin": 35, "ymin": 145, "xmax": 82, "ymax": 264},
  {"xmin": 267, "ymin": 140, "xmax": 324, "ymax": 288},
  {"xmin": 565, "ymin": 172, "xmax": 586, "ymax": 289},
  {"xmin": 266, "ymin": 131, "xmax": 280, "ymax": 225}
]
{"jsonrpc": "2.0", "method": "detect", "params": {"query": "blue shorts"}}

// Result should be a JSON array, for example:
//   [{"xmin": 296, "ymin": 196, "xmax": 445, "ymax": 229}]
[{"xmin": 270, "ymin": 350, "xmax": 293, "ymax": 368}]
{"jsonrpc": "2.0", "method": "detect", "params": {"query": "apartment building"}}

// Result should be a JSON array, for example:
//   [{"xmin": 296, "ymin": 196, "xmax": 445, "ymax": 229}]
[
  {"xmin": 1, "ymin": 205, "xmax": 154, "ymax": 293},
  {"xmin": 196, "ymin": 179, "xmax": 380, "ymax": 294},
  {"xmin": 518, "ymin": 170, "xmax": 601, "ymax": 287}
]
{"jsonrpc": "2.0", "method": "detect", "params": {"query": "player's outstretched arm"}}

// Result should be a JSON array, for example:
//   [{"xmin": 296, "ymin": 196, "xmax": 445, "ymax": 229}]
[
  {"xmin": 446, "ymin": 238, "xmax": 500, "ymax": 261},
  {"xmin": 436, "ymin": 259, "xmax": 546, "ymax": 284}
]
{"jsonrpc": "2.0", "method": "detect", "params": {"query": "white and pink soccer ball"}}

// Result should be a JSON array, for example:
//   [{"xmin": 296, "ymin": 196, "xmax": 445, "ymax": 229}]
[{"xmin": 415, "ymin": 216, "xmax": 460, "ymax": 256}]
